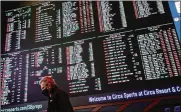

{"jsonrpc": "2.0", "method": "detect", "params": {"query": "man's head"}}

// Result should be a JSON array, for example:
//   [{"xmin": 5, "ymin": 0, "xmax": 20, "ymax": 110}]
[{"xmin": 40, "ymin": 76, "xmax": 57, "ymax": 96}]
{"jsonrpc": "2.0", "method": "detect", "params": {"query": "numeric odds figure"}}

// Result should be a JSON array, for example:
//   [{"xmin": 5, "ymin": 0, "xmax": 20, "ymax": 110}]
[{"xmin": 40, "ymin": 76, "xmax": 74, "ymax": 112}]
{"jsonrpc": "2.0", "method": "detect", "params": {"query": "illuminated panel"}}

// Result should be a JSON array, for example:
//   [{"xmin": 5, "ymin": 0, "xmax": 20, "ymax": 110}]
[
  {"xmin": 24, "ymin": 54, "xmax": 29, "ymax": 102},
  {"xmin": 5, "ymin": 7, "xmax": 31, "ymax": 52},
  {"xmin": 62, "ymin": 1, "xmax": 95, "ymax": 38},
  {"xmin": 56, "ymin": 7, "xmax": 61, "ymax": 39},
  {"xmin": 97, "ymin": 1, "xmax": 127, "ymax": 32},
  {"xmin": 136, "ymin": 24, "xmax": 181, "ymax": 80},
  {"xmin": 79, "ymin": 1, "xmax": 95, "ymax": 33},
  {"xmin": 1, "ymin": 52, "xmax": 28, "ymax": 105},
  {"xmin": 62, "ymin": 1, "xmax": 79, "ymax": 38},
  {"xmin": 0, "ymin": 44, "xmax": 64, "ymax": 105},
  {"xmin": 65, "ymin": 39, "xmax": 101, "ymax": 94},
  {"xmin": 132, "ymin": 1, "xmax": 165, "ymax": 19},
  {"xmin": 29, "ymin": 45, "xmax": 62, "ymax": 79},
  {"xmin": 1, "ymin": 1, "xmax": 181, "ymax": 108},
  {"xmin": 35, "ymin": 2, "xmax": 55, "ymax": 42},
  {"xmin": 99, "ymin": 32, "xmax": 144, "ymax": 84}
]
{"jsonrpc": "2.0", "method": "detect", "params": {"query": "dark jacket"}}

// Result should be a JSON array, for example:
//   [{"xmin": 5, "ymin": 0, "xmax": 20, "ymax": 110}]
[{"xmin": 47, "ymin": 86, "xmax": 74, "ymax": 112}]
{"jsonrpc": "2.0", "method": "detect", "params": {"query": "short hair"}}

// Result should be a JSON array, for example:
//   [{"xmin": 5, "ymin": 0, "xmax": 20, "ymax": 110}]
[{"xmin": 39, "ymin": 76, "xmax": 57, "ymax": 87}]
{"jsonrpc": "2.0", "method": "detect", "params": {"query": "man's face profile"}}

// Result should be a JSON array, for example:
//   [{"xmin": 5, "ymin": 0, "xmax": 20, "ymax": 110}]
[
  {"xmin": 40, "ymin": 81, "xmax": 50, "ymax": 97},
  {"xmin": 40, "ymin": 81, "xmax": 48, "ymax": 90}
]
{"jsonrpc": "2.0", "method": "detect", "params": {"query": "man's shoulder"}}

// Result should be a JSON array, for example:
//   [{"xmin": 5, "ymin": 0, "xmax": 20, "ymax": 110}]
[{"xmin": 56, "ymin": 88, "xmax": 69, "ymax": 97}]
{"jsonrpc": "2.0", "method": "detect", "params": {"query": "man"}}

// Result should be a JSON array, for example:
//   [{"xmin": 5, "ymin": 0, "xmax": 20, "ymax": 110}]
[{"xmin": 40, "ymin": 76, "xmax": 74, "ymax": 112}]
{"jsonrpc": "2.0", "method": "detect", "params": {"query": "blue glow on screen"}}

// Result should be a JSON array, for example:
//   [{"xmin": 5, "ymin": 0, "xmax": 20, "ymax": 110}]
[{"xmin": 168, "ymin": 1, "xmax": 181, "ymax": 42}]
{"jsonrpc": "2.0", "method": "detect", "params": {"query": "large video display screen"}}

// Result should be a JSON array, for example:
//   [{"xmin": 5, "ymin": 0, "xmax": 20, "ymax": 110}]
[{"xmin": 1, "ymin": 1, "xmax": 181, "ymax": 110}]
